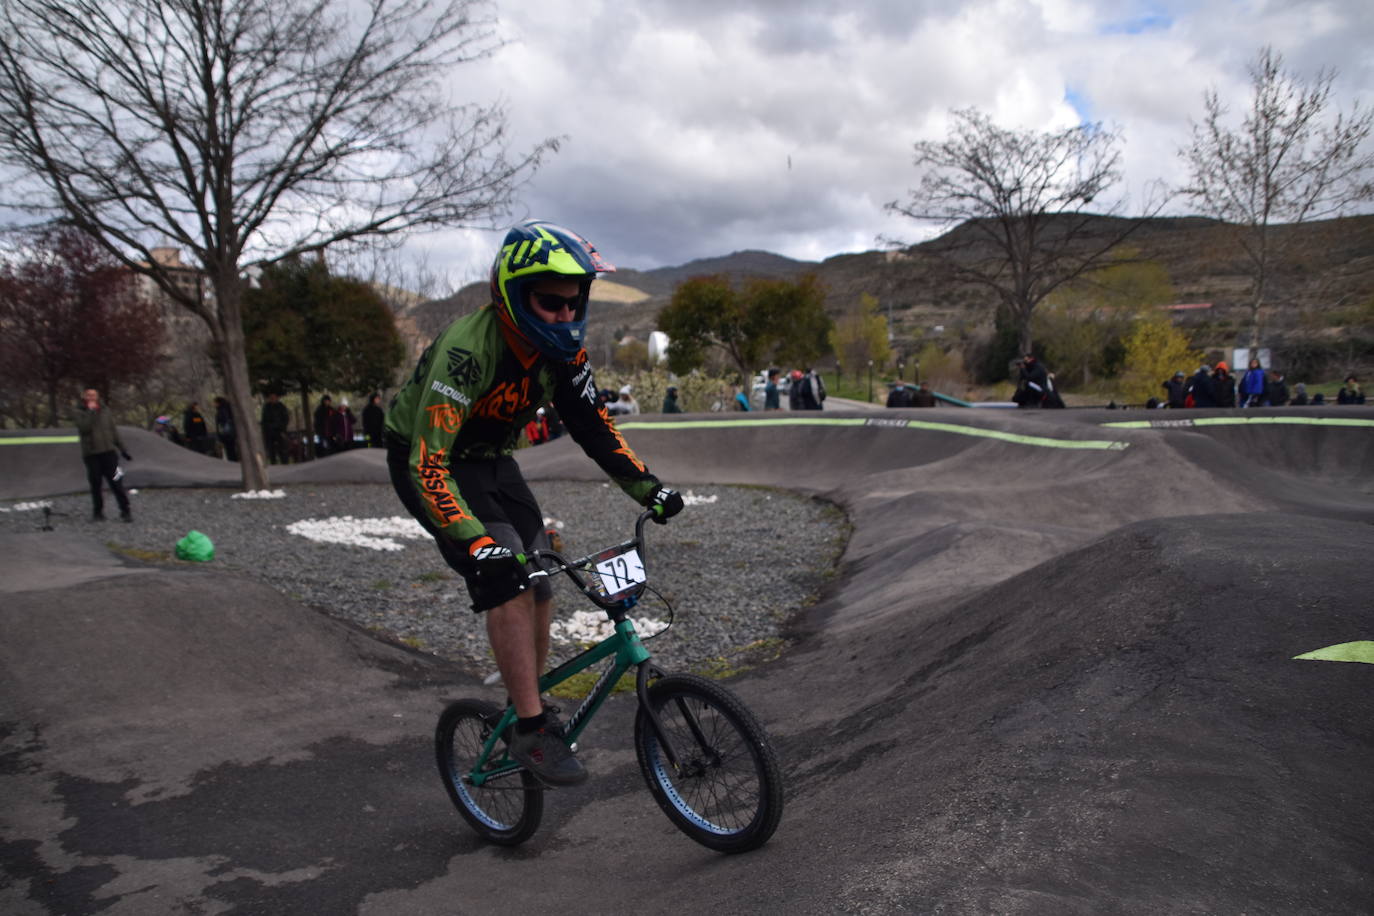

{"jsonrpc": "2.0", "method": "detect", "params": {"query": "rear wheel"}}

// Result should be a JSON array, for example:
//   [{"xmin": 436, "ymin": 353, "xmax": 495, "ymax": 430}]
[
  {"xmin": 634, "ymin": 674, "xmax": 783, "ymax": 853},
  {"xmin": 435, "ymin": 699, "xmax": 543, "ymax": 846}
]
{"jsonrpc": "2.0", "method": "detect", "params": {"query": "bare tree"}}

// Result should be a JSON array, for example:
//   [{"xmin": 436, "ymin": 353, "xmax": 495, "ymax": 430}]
[
  {"xmin": 0, "ymin": 0, "xmax": 555, "ymax": 488},
  {"xmin": 887, "ymin": 108, "xmax": 1161, "ymax": 358},
  {"xmin": 1179, "ymin": 46, "xmax": 1374, "ymax": 347}
]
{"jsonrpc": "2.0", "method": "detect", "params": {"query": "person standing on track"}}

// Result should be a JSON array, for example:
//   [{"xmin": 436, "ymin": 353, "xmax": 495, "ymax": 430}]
[
  {"xmin": 73, "ymin": 387, "xmax": 132, "ymax": 522},
  {"xmin": 384, "ymin": 220, "xmax": 683, "ymax": 787}
]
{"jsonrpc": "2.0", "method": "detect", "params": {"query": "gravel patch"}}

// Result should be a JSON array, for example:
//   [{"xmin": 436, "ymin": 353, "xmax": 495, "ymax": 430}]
[{"xmin": 2, "ymin": 481, "xmax": 848, "ymax": 678}]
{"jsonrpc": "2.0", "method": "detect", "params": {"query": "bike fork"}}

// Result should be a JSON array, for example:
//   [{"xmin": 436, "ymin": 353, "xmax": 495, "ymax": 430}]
[{"xmin": 636, "ymin": 663, "xmax": 689, "ymax": 770}]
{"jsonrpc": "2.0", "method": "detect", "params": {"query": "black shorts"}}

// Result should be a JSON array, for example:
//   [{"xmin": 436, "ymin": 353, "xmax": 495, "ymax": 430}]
[{"xmin": 387, "ymin": 441, "xmax": 553, "ymax": 611}]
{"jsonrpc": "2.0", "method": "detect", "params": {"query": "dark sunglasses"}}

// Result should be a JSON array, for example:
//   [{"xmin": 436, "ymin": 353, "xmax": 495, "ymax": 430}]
[{"xmin": 530, "ymin": 291, "xmax": 582, "ymax": 314}]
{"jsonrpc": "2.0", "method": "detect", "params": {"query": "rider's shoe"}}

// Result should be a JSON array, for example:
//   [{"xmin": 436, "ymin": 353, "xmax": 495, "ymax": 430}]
[
  {"xmin": 508, "ymin": 724, "xmax": 588, "ymax": 787},
  {"xmin": 504, "ymin": 699, "xmax": 575, "ymax": 749}
]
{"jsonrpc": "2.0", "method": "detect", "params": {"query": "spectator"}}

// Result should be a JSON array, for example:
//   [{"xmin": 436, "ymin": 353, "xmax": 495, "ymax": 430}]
[
  {"xmin": 1212, "ymin": 361, "xmax": 1237, "ymax": 408},
  {"xmin": 330, "ymin": 397, "xmax": 357, "ymax": 450},
  {"xmin": 886, "ymin": 381, "xmax": 913, "ymax": 408},
  {"xmin": 260, "ymin": 391, "xmax": 291, "ymax": 465},
  {"xmin": 213, "ymin": 396, "xmax": 238, "ymax": 461},
  {"xmin": 662, "ymin": 385, "xmax": 683, "ymax": 414},
  {"xmin": 1162, "ymin": 371, "xmax": 1188, "ymax": 408},
  {"xmin": 73, "ymin": 387, "xmax": 132, "ymax": 522},
  {"xmin": 313, "ymin": 395, "xmax": 335, "ymax": 456},
  {"xmin": 1187, "ymin": 365, "xmax": 1218, "ymax": 408},
  {"xmin": 1239, "ymin": 358, "xmax": 1267, "ymax": 407},
  {"xmin": 362, "ymin": 392, "xmax": 386, "ymax": 447},
  {"xmin": 1267, "ymin": 370, "xmax": 1290, "ymax": 406},
  {"xmin": 602, "ymin": 389, "xmax": 631, "ymax": 416},
  {"xmin": 1291, "ymin": 383, "xmax": 1309, "ymax": 406},
  {"xmin": 794, "ymin": 368, "xmax": 825, "ymax": 410},
  {"xmin": 1014, "ymin": 354, "xmax": 1050, "ymax": 408},
  {"xmin": 183, "ymin": 401, "xmax": 211, "ymax": 454},
  {"xmin": 909, "ymin": 381, "xmax": 937, "ymax": 408},
  {"xmin": 732, "ymin": 383, "xmax": 752, "ymax": 411},
  {"xmin": 1043, "ymin": 372, "xmax": 1066, "ymax": 408},
  {"xmin": 1337, "ymin": 375, "xmax": 1365, "ymax": 405},
  {"xmin": 544, "ymin": 400, "xmax": 565, "ymax": 438},
  {"xmin": 617, "ymin": 385, "xmax": 641, "ymax": 415},
  {"xmin": 787, "ymin": 370, "xmax": 804, "ymax": 410},
  {"xmin": 763, "ymin": 369, "xmax": 781, "ymax": 410},
  {"xmin": 525, "ymin": 407, "xmax": 551, "ymax": 445},
  {"xmin": 152, "ymin": 415, "xmax": 184, "ymax": 445}
]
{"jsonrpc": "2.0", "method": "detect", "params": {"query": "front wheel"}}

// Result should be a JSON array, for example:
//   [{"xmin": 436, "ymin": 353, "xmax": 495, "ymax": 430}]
[
  {"xmin": 435, "ymin": 699, "xmax": 543, "ymax": 846},
  {"xmin": 634, "ymin": 674, "xmax": 783, "ymax": 853}
]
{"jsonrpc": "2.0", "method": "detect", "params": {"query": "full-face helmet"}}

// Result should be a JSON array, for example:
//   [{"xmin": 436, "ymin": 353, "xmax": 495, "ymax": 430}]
[{"xmin": 490, "ymin": 220, "xmax": 615, "ymax": 360}]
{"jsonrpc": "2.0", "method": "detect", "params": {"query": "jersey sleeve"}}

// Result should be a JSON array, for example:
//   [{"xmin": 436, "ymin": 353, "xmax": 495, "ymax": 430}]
[
  {"xmin": 392, "ymin": 328, "xmax": 491, "ymax": 549},
  {"xmin": 552, "ymin": 352, "xmax": 659, "ymax": 504}
]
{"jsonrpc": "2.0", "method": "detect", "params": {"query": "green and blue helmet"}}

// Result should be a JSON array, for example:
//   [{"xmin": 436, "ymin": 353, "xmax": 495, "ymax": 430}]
[{"xmin": 490, "ymin": 220, "xmax": 615, "ymax": 360}]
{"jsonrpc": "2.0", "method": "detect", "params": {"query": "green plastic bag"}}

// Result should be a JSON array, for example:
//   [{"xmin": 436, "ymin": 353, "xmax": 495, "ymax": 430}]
[{"xmin": 175, "ymin": 530, "xmax": 215, "ymax": 562}]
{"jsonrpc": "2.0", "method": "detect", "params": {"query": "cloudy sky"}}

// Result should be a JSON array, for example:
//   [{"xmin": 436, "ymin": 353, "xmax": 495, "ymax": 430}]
[{"xmin": 410, "ymin": 0, "xmax": 1374, "ymax": 287}]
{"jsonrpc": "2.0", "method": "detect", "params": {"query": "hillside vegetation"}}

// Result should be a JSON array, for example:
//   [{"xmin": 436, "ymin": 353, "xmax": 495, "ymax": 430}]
[{"xmin": 397, "ymin": 214, "xmax": 1374, "ymax": 385}]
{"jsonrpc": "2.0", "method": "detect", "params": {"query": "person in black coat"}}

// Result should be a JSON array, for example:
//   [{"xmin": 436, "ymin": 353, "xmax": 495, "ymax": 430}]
[
  {"xmin": 1266, "ymin": 371, "xmax": 1290, "ymax": 407},
  {"xmin": 213, "ymin": 396, "xmax": 238, "ymax": 461},
  {"xmin": 1212, "ymin": 361, "xmax": 1237, "ymax": 407},
  {"xmin": 362, "ymin": 393, "xmax": 386, "ymax": 447},
  {"xmin": 886, "ymin": 382, "xmax": 913, "ymax": 408},
  {"xmin": 183, "ymin": 402, "xmax": 211, "ymax": 454},
  {"xmin": 1162, "ymin": 371, "xmax": 1187, "ymax": 408},
  {"xmin": 260, "ymin": 392, "xmax": 291, "ymax": 464},
  {"xmin": 1015, "ymin": 354, "xmax": 1050, "ymax": 408},
  {"xmin": 1187, "ymin": 366, "xmax": 1218, "ymax": 408}
]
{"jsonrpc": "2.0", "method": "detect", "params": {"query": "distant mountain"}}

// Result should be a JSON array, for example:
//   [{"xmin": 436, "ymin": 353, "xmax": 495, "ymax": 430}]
[
  {"xmin": 616, "ymin": 249, "xmax": 817, "ymax": 297},
  {"xmin": 395, "ymin": 214, "xmax": 1374, "ymax": 374}
]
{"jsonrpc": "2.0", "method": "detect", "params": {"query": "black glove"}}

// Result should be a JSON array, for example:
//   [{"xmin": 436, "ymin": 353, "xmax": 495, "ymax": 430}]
[
  {"xmin": 644, "ymin": 485, "xmax": 684, "ymax": 524},
  {"xmin": 468, "ymin": 539, "xmax": 527, "ymax": 592},
  {"xmin": 121, "ymin": 451, "xmax": 132, "ymax": 460}
]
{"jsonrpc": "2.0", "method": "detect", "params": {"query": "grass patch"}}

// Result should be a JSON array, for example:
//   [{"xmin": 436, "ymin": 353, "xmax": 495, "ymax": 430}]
[
  {"xmin": 416, "ymin": 570, "xmax": 451, "ymax": 583},
  {"xmin": 371, "ymin": 579, "xmax": 394, "ymax": 591},
  {"xmin": 691, "ymin": 638, "xmax": 789, "ymax": 680},
  {"xmin": 546, "ymin": 667, "xmax": 634, "ymax": 701},
  {"xmin": 106, "ymin": 543, "xmax": 174, "ymax": 563}
]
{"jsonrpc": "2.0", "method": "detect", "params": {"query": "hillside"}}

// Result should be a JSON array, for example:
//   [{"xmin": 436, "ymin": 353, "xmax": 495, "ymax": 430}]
[{"xmin": 396, "ymin": 214, "xmax": 1374, "ymax": 377}]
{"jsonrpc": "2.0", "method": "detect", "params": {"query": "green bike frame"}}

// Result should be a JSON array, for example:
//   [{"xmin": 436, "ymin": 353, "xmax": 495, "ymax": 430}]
[{"xmin": 465, "ymin": 510, "xmax": 683, "ymax": 788}]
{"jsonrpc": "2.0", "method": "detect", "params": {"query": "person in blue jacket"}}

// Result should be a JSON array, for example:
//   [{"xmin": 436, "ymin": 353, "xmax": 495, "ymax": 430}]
[{"xmin": 1239, "ymin": 358, "xmax": 1267, "ymax": 407}]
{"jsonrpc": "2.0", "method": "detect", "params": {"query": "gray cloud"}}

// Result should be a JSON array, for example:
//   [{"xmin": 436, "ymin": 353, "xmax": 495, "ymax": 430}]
[{"xmin": 416, "ymin": 0, "xmax": 1374, "ymax": 286}]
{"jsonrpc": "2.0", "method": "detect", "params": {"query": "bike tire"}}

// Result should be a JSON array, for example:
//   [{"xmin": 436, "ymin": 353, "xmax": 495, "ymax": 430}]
[
  {"xmin": 634, "ymin": 673, "xmax": 783, "ymax": 853},
  {"xmin": 435, "ymin": 699, "xmax": 543, "ymax": 846}
]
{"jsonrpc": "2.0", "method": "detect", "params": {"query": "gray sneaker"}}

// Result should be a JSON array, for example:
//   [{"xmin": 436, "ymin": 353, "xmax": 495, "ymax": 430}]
[{"xmin": 508, "ymin": 725, "xmax": 587, "ymax": 787}]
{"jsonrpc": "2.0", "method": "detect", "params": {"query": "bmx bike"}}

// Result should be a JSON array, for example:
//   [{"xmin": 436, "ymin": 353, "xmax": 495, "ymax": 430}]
[{"xmin": 434, "ymin": 508, "xmax": 784, "ymax": 853}]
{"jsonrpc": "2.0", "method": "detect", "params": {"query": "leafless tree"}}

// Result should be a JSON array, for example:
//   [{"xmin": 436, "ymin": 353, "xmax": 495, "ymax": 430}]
[
  {"xmin": 0, "ymin": 0, "xmax": 556, "ymax": 488},
  {"xmin": 887, "ymin": 108, "xmax": 1162, "ymax": 358},
  {"xmin": 1179, "ymin": 46, "xmax": 1374, "ymax": 347}
]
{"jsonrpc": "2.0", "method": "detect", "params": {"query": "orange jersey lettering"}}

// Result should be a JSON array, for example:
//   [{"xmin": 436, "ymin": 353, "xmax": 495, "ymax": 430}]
[
  {"xmin": 425, "ymin": 403, "xmax": 465, "ymax": 433},
  {"xmin": 415, "ymin": 439, "xmax": 470, "ymax": 528},
  {"xmin": 472, "ymin": 378, "xmax": 534, "ymax": 423}
]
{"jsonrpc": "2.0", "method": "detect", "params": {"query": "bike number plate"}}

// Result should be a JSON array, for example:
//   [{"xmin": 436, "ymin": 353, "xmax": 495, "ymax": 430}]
[{"xmin": 595, "ymin": 548, "xmax": 646, "ymax": 596}]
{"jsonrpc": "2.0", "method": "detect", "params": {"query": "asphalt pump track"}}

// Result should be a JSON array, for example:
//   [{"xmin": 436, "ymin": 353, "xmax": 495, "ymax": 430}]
[{"xmin": 2, "ymin": 406, "xmax": 1372, "ymax": 914}]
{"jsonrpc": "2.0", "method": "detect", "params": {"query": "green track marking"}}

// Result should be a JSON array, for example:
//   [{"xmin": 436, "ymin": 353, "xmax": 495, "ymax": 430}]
[
  {"xmin": 1293, "ymin": 641, "xmax": 1374, "ymax": 665},
  {"xmin": 0, "ymin": 435, "xmax": 79, "ymax": 444},
  {"xmin": 617, "ymin": 417, "xmax": 1129, "ymax": 450},
  {"xmin": 1102, "ymin": 416, "xmax": 1374, "ymax": 430}
]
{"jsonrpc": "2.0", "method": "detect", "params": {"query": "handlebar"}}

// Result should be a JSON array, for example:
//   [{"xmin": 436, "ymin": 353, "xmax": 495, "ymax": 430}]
[{"xmin": 524, "ymin": 508, "xmax": 659, "ymax": 612}]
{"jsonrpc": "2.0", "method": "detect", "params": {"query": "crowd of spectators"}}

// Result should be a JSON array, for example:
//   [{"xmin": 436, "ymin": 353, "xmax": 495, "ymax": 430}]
[
  {"xmin": 147, "ymin": 390, "xmax": 393, "ymax": 463},
  {"xmin": 1150, "ymin": 363, "xmax": 1364, "ymax": 409}
]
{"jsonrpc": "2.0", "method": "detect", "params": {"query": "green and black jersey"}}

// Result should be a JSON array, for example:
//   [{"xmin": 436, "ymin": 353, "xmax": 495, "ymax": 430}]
[{"xmin": 385, "ymin": 304, "xmax": 659, "ymax": 548}]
